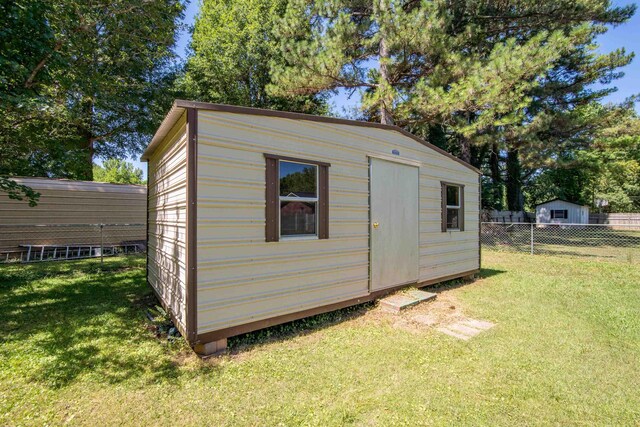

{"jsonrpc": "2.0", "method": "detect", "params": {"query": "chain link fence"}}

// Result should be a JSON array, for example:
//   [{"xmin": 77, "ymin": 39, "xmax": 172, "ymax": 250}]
[
  {"xmin": 481, "ymin": 222, "xmax": 640, "ymax": 262},
  {"xmin": 0, "ymin": 223, "xmax": 146, "ymax": 263}
]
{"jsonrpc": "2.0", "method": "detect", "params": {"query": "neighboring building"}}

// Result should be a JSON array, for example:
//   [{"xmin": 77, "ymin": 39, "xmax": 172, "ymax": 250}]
[
  {"xmin": 535, "ymin": 198, "xmax": 589, "ymax": 224},
  {"xmin": 142, "ymin": 100, "xmax": 482, "ymax": 355},
  {"xmin": 0, "ymin": 177, "xmax": 146, "ymax": 256}
]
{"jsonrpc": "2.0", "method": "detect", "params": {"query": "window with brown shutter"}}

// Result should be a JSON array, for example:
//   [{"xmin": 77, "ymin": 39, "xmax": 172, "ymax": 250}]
[
  {"xmin": 441, "ymin": 182, "xmax": 465, "ymax": 232},
  {"xmin": 264, "ymin": 154, "xmax": 330, "ymax": 241}
]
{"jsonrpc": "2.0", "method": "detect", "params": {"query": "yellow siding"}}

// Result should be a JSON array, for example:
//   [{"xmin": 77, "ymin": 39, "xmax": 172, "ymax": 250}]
[
  {"xmin": 196, "ymin": 110, "xmax": 479, "ymax": 334},
  {"xmin": 0, "ymin": 178, "xmax": 145, "ymax": 251},
  {"xmin": 147, "ymin": 113, "xmax": 188, "ymax": 334}
]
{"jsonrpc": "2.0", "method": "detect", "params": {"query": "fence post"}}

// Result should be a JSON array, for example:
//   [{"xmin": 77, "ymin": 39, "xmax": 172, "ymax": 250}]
[
  {"xmin": 100, "ymin": 224, "xmax": 104, "ymax": 265},
  {"xmin": 530, "ymin": 223, "xmax": 534, "ymax": 255}
]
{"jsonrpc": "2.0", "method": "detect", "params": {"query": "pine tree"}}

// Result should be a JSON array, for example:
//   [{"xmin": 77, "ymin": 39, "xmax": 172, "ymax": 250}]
[
  {"xmin": 269, "ymin": 1, "xmax": 577, "ymax": 148},
  {"xmin": 268, "ymin": 0, "xmax": 635, "ymax": 210}
]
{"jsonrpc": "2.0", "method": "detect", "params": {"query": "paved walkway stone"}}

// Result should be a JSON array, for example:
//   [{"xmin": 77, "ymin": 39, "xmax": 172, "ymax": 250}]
[
  {"xmin": 436, "ymin": 327, "xmax": 472, "ymax": 340},
  {"xmin": 380, "ymin": 290, "xmax": 437, "ymax": 313},
  {"xmin": 447, "ymin": 323, "xmax": 483, "ymax": 337},
  {"xmin": 412, "ymin": 314, "xmax": 438, "ymax": 326},
  {"xmin": 459, "ymin": 319, "xmax": 495, "ymax": 330},
  {"xmin": 436, "ymin": 318, "xmax": 495, "ymax": 340}
]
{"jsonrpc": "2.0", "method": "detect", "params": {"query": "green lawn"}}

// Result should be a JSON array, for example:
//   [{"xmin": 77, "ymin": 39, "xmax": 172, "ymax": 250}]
[
  {"xmin": 1, "ymin": 252, "xmax": 639, "ymax": 426},
  {"xmin": 482, "ymin": 226, "xmax": 640, "ymax": 261}
]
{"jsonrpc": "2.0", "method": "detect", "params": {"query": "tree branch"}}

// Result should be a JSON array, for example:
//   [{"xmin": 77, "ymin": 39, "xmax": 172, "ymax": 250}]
[{"xmin": 24, "ymin": 40, "xmax": 64, "ymax": 89}]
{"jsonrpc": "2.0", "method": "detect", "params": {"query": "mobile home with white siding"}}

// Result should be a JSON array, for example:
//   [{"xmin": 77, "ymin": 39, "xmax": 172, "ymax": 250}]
[
  {"xmin": 535, "ymin": 199, "xmax": 589, "ymax": 224},
  {"xmin": 142, "ymin": 100, "xmax": 481, "ymax": 355},
  {"xmin": 0, "ymin": 177, "xmax": 146, "ymax": 256}
]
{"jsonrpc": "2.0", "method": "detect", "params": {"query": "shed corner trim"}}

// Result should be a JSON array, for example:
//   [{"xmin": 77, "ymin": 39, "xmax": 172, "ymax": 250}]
[{"xmin": 185, "ymin": 107, "xmax": 199, "ymax": 344}]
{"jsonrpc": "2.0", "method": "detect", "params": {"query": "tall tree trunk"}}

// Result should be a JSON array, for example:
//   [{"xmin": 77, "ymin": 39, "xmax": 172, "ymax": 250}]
[
  {"xmin": 458, "ymin": 112, "xmax": 474, "ymax": 164},
  {"xmin": 471, "ymin": 142, "xmax": 488, "ymax": 170},
  {"xmin": 506, "ymin": 147, "xmax": 523, "ymax": 211},
  {"xmin": 489, "ymin": 142, "xmax": 503, "ymax": 209},
  {"xmin": 378, "ymin": 36, "xmax": 393, "ymax": 125},
  {"xmin": 86, "ymin": 140, "xmax": 94, "ymax": 180},
  {"xmin": 459, "ymin": 136, "xmax": 471, "ymax": 164},
  {"xmin": 80, "ymin": 98, "xmax": 94, "ymax": 180}
]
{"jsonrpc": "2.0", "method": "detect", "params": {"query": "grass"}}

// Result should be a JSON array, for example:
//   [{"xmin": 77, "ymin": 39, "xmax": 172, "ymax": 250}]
[
  {"xmin": 482, "ymin": 226, "xmax": 640, "ymax": 261},
  {"xmin": 1, "ymin": 252, "xmax": 639, "ymax": 426}
]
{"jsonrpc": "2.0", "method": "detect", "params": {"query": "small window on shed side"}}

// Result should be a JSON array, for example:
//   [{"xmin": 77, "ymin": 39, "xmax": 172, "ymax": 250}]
[{"xmin": 441, "ymin": 182, "xmax": 464, "ymax": 232}]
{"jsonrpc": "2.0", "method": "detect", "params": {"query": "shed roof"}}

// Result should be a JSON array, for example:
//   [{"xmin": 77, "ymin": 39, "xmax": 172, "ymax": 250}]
[
  {"xmin": 535, "ymin": 198, "xmax": 588, "ymax": 208},
  {"xmin": 141, "ymin": 100, "xmax": 481, "ymax": 174},
  {"xmin": 9, "ymin": 177, "xmax": 146, "ymax": 194}
]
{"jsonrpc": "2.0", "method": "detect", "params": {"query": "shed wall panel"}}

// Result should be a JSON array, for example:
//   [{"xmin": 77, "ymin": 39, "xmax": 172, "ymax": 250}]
[
  {"xmin": 0, "ymin": 178, "xmax": 145, "ymax": 251},
  {"xmin": 147, "ymin": 114, "xmax": 188, "ymax": 334},
  {"xmin": 195, "ymin": 110, "xmax": 480, "ymax": 335}
]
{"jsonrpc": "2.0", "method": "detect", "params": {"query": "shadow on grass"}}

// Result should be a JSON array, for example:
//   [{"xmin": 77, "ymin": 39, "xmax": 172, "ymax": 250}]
[
  {"xmin": 228, "ymin": 271, "xmax": 506, "ymax": 353},
  {"xmin": 427, "ymin": 268, "xmax": 506, "ymax": 293},
  {"xmin": 0, "ymin": 256, "xmax": 184, "ymax": 388},
  {"xmin": 483, "ymin": 244, "xmax": 634, "ymax": 260},
  {"xmin": 0, "ymin": 256, "xmax": 142, "ymax": 291},
  {"xmin": 228, "ymin": 302, "xmax": 375, "ymax": 354}
]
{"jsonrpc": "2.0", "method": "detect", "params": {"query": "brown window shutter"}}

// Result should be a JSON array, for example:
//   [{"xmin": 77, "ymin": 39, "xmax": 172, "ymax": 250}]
[
  {"xmin": 459, "ymin": 186, "xmax": 465, "ymax": 231},
  {"xmin": 318, "ymin": 165, "xmax": 329, "ymax": 239},
  {"xmin": 265, "ymin": 157, "xmax": 279, "ymax": 242},
  {"xmin": 441, "ymin": 183, "xmax": 447, "ymax": 232}
]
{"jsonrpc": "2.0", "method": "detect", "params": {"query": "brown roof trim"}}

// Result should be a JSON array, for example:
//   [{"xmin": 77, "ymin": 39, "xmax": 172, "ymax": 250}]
[{"xmin": 142, "ymin": 100, "xmax": 481, "ymax": 174}]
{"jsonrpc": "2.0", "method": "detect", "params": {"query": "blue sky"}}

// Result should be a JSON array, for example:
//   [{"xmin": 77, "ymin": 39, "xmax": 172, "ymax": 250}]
[{"xmin": 129, "ymin": 0, "xmax": 639, "ymax": 179}]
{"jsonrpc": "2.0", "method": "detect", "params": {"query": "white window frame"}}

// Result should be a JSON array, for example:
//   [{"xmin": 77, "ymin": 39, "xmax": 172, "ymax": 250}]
[
  {"xmin": 446, "ymin": 185, "xmax": 461, "ymax": 231},
  {"xmin": 278, "ymin": 160, "xmax": 319, "ymax": 240},
  {"xmin": 552, "ymin": 209, "xmax": 568, "ymax": 220}
]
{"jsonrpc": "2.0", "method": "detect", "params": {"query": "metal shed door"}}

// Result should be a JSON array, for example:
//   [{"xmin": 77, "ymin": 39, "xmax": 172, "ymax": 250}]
[{"xmin": 370, "ymin": 157, "xmax": 419, "ymax": 291}]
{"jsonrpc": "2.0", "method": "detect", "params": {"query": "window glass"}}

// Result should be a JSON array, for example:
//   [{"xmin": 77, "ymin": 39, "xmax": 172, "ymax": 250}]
[
  {"xmin": 552, "ymin": 209, "xmax": 567, "ymax": 219},
  {"xmin": 446, "ymin": 185, "xmax": 459, "ymax": 206},
  {"xmin": 446, "ymin": 208, "xmax": 459, "ymax": 229},
  {"xmin": 443, "ymin": 183, "xmax": 463, "ymax": 231},
  {"xmin": 279, "ymin": 161, "xmax": 317, "ymax": 198},
  {"xmin": 280, "ymin": 201, "xmax": 316, "ymax": 236}
]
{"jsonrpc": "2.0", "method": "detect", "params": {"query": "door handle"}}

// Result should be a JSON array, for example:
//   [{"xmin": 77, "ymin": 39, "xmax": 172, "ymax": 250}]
[{"xmin": 373, "ymin": 222, "xmax": 380, "ymax": 229}]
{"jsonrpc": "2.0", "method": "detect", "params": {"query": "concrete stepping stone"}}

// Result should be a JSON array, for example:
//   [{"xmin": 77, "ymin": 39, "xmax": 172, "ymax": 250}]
[
  {"xmin": 436, "ymin": 326, "xmax": 472, "ymax": 341},
  {"xmin": 459, "ymin": 319, "xmax": 495, "ymax": 331},
  {"xmin": 412, "ymin": 314, "xmax": 438, "ymax": 326},
  {"xmin": 407, "ymin": 289, "xmax": 437, "ymax": 301},
  {"xmin": 437, "ymin": 318, "xmax": 495, "ymax": 340},
  {"xmin": 447, "ymin": 322, "xmax": 483, "ymax": 337},
  {"xmin": 380, "ymin": 290, "xmax": 437, "ymax": 313}
]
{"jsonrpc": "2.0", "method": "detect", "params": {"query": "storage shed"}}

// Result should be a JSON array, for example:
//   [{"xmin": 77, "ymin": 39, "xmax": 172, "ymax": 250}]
[
  {"xmin": 141, "ymin": 100, "xmax": 481, "ymax": 355},
  {"xmin": 0, "ymin": 177, "xmax": 146, "ymax": 259},
  {"xmin": 535, "ymin": 198, "xmax": 589, "ymax": 224}
]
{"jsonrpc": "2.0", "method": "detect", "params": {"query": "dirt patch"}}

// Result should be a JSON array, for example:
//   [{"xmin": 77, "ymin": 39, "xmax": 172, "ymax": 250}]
[{"xmin": 398, "ymin": 295, "xmax": 465, "ymax": 331}]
